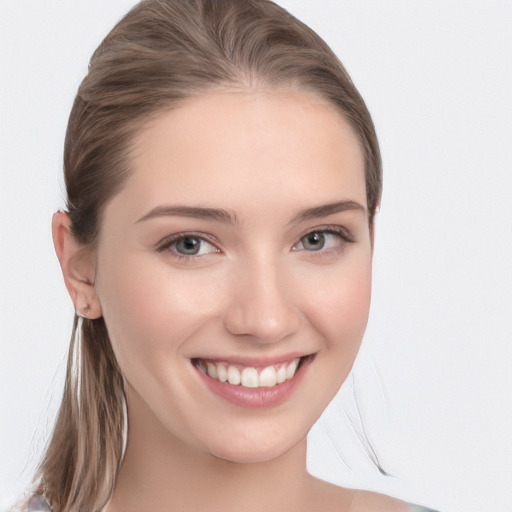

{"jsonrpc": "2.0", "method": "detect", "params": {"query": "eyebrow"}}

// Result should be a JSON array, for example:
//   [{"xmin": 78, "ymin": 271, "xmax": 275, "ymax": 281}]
[
  {"xmin": 135, "ymin": 205, "xmax": 238, "ymax": 224},
  {"xmin": 289, "ymin": 200, "xmax": 366, "ymax": 224},
  {"xmin": 135, "ymin": 200, "xmax": 365, "ymax": 225}
]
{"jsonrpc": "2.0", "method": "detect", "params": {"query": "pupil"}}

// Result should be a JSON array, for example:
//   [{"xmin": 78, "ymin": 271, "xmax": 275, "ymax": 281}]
[
  {"xmin": 304, "ymin": 232, "xmax": 325, "ymax": 250},
  {"xmin": 178, "ymin": 237, "xmax": 200, "ymax": 254}
]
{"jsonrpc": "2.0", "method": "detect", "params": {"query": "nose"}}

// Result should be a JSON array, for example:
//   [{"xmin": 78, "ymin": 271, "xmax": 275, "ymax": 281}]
[{"xmin": 223, "ymin": 258, "xmax": 301, "ymax": 344}]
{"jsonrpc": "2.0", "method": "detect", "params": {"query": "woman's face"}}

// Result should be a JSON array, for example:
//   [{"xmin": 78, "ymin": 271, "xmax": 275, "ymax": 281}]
[{"xmin": 93, "ymin": 89, "xmax": 372, "ymax": 463}]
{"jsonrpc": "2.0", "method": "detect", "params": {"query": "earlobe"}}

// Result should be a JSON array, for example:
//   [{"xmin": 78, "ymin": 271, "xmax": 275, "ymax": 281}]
[{"xmin": 52, "ymin": 211, "xmax": 103, "ymax": 319}]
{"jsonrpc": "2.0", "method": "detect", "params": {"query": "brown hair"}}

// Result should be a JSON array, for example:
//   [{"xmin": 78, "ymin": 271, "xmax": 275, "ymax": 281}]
[{"xmin": 35, "ymin": 1, "xmax": 382, "ymax": 510}]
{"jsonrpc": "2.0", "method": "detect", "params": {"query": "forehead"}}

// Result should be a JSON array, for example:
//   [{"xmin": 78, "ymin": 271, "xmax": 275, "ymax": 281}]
[{"xmin": 113, "ymin": 90, "xmax": 366, "ymax": 221}]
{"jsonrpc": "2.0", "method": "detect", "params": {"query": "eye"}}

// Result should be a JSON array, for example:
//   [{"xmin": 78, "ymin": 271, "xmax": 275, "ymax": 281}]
[
  {"xmin": 174, "ymin": 235, "xmax": 211, "ymax": 256},
  {"xmin": 157, "ymin": 233, "xmax": 219, "ymax": 258},
  {"xmin": 300, "ymin": 232, "xmax": 328, "ymax": 251},
  {"xmin": 293, "ymin": 227, "xmax": 353, "ymax": 252}
]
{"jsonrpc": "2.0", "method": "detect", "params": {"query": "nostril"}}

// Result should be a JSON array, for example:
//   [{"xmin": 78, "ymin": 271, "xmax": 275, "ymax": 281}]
[{"xmin": 223, "ymin": 302, "xmax": 300, "ymax": 343}]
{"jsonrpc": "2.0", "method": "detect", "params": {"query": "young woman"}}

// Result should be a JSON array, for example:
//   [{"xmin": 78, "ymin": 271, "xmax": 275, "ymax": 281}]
[{"xmin": 20, "ymin": 1, "xmax": 439, "ymax": 511}]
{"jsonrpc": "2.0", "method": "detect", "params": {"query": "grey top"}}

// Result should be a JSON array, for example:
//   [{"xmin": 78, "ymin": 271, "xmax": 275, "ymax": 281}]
[
  {"xmin": 25, "ymin": 495, "xmax": 51, "ymax": 512},
  {"xmin": 25, "ymin": 494, "xmax": 440, "ymax": 511},
  {"xmin": 408, "ymin": 504, "xmax": 440, "ymax": 512}
]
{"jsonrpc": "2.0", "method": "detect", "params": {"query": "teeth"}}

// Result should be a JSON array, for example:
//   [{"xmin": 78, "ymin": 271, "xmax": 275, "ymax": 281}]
[
  {"xmin": 206, "ymin": 362, "xmax": 217, "ymax": 379},
  {"xmin": 197, "ymin": 357, "xmax": 302, "ymax": 388},
  {"xmin": 258, "ymin": 366, "xmax": 277, "ymax": 387},
  {"xmin": 227, "ymin": 365, "xmax": 241, "ymax": 385},
  {"xmin": 286, "ymin": 359, "xmax": 299, "ymax": 379},
  {"xmin": 217, "ymin": 364, "xmax": 227, "ymax": 382},
  {"xmin": 241, "ymin": 367, "xmax": 259, "ymax": 388},
  {"xmin": 276, "ymin": 365, "xmax": 287, "ymax": 384}
]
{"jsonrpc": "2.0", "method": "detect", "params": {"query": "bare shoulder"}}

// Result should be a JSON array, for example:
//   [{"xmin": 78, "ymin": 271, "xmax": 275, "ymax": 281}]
[
  {"xmin": 345, "ymin": 488, "xmax": 439, "ymax": 512},
  {"xmin": 350, "ymin": 489, "xmax": 410, "ymax": 512},
  {"xmin": 306, "ymin": 478, "xmax": 409, "ymax": 512}
]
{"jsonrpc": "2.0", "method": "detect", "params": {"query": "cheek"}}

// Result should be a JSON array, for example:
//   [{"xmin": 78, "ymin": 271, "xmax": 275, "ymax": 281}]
[
  {"xmin": 95, "ymin": 254, "xmax": 207, "ymax": 370},
  {"xmin": 306, "ymin": 258, "xmax": 372, "ymax": 399},
  {"xmin": 94, "ymin": 251, "xmax": 234, "ymax": 389},
  {"xmin": 304, "ymin": 256, "xmax": 372, "ymax": 342}
]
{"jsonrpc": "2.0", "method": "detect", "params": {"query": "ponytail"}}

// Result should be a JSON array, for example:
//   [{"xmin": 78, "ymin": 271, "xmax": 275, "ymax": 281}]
[{"xmin": 35, "ymin": 317, "xmax": 125, "ymax": 512}]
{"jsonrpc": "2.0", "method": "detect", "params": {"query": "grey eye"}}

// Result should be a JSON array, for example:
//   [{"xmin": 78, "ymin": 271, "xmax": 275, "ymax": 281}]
[
  {"xmin": 300, "ymin": 232, "xmax": 326, "ymax": 251},
  {"xmin": 175, "ymin": 236, "xmax": 203, "ymax": 255}
]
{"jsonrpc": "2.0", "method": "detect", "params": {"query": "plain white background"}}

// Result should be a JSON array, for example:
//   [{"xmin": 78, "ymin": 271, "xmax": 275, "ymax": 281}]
[{"xmin": 1, "ymin": 1, "xmax": 511, "ymax": 511}]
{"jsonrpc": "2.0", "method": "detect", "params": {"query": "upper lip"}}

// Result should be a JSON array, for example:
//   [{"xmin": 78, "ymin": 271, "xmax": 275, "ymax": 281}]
[{"xmin": 191, "ymin": 352, "xmax": 313, "ymax": 367}]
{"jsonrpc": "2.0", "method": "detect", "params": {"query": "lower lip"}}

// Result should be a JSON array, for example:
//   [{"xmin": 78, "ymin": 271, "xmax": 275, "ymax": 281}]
[{"xmin": 193, "ymin": 357, "xmax": 311, "ymax": 409}]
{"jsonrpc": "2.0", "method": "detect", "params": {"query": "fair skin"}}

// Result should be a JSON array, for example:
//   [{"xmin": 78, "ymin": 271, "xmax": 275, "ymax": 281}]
[{"xmin": 53, "ymin": 90, "xmax": 408, "ymax": 511}]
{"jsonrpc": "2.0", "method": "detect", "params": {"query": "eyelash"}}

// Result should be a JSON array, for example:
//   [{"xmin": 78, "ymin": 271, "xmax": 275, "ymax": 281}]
[
  {"xmin": 156, "ymin": 225, "xmax": 354, "ymax": 263},
  {"xmin": 156, "ymin": 232, "xmax": 220, "ymax": 263},
  {"xmin": 292, "ymin": 225, "xmax": 355, "ymax": 255}
]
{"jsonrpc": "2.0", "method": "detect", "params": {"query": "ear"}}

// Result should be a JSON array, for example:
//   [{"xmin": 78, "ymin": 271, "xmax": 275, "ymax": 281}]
[{"xmin": 52, "ymin": 211, "xmax": 103, "ymax": 319}]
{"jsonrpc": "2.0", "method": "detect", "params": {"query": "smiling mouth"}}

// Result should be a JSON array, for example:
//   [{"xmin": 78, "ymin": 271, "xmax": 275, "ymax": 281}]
[{"xmin": 192, "ymin": 355, "xmax": 312, "ymax": 389}]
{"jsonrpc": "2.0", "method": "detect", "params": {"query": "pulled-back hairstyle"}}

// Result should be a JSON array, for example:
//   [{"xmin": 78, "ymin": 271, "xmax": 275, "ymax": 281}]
[{"xmin": 34, "ymin": 1, "xmax": 382, "ymax": 510}]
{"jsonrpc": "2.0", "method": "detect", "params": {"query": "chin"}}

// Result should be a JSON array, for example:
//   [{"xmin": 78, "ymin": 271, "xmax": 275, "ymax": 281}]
[
  {"xmin": 211, "ymin": 447, "xmax": 287, "ymax": 465},
  {"xmin": 205, "ymin": 428, "xmax": 305, "ymax": 465}
]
